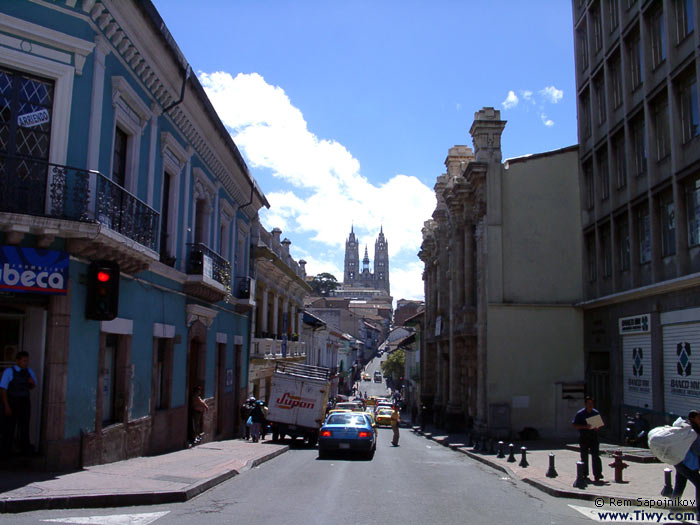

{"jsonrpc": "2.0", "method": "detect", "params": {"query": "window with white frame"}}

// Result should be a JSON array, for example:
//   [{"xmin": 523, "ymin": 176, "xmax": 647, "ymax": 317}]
[
  {"xmin": 159, "ymin": 132, "xmax": 185, "ymax": 265},
  {"xmin": 111, "ymin": 77, "xmax": 150, "ymax": 194}
]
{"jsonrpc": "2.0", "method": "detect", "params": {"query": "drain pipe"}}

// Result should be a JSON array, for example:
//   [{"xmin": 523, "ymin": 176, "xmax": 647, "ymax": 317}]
[{"xmin": 163, "ymin": 64, "xmax": 192, "ymax": 114}]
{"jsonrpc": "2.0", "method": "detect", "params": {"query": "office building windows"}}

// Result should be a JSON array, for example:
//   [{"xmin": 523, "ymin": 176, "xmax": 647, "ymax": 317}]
[
  {"xmin": 595, "ymin": 73, "xmax": 606, "ymax": 124},
  {"xmin": 609, "ymin": 0, "xmax": 619, "ymax": 32},
  {"xmin": 613, "ymin": 131, "xmax": 627, "ymax": 189},
  {"xmin": 638, "ymin": 206, "xmax": 651, "ymax": 263},
  {"xmin": 660, "ymin": 196, "xmax": 676, "ymax": 256},
  {"xmin": 631, "ymin": 116, "xmax": 647, "ymax": 176},
  {"xmin": 609, "ymin": 53, "xmax": 623, "ymax": 109},
  {"xmin": 653, "ymin": 96, "xmax": 670, "ymax": 160},
  {"xmin": 628, "ymin": 31, "xmax": 643, "ymax": 89},
  {"xmin": 676, "ymin": 0, "xmax": 694, "ymax": 43},
  {"xmin": 597, "ymin": 148, "xmax": 609, "ymax": 200},
  {"xmin": 680, "ymin": 75, "xmax": 700, "ymax": 143},
  {"xmin": 687, "ymin": 179, "xmax": 700, "ymax": 246},
  {"xmin": 649, "ymin": 8, "xmax": 666, "ymax": 69},
  {"xmin": 618, "ymin": 218, "xmax": 630, "ymax": 271}
]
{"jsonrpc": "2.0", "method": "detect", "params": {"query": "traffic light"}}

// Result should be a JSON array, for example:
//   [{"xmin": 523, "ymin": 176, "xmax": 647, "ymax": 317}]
[{"xmin": 86, "ymin": 260, "xmax": 120, "ymax": 321}]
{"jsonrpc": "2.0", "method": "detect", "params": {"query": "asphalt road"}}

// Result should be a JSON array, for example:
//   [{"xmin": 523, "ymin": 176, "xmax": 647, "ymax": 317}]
[{"xmin": 2, "ymin": 356, "xmax": 599, "ymax": 525}]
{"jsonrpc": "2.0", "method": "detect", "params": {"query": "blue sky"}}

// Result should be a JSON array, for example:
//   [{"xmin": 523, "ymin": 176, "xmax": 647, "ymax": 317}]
[{"xmin": 154, "ymin": 0, "xmax": 578, "ymax": 302}]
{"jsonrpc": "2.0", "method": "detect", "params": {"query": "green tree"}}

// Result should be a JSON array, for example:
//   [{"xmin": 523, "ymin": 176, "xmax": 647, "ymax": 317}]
[
  {"xmin": 310, "ymin": 272, "xmax": 339, "ymax": 296},
  {"xmin": 381, "ymin": 348, "xmax": 405, "ymax": 381}
]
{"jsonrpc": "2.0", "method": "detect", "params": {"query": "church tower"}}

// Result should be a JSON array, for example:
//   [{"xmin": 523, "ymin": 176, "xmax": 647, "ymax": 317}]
[
  {"xmin": 343, "ymin": 225, "xmax": 359, "ymax": 286},
  {"xmin": 374, "ymin": 226, "xmax": 390, "ymax": 294}
]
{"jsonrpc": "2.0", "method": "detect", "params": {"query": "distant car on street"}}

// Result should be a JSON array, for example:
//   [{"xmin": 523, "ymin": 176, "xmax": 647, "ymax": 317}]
[
  {"xmin": 374, "ymin": 371, "xmax": 382, "ymax": 383},
  {"xmin": 318, "ymin": 412, "xmax": 376, "ymax": 459},
  {"xmin": 375, "ymin": 408, "xmax": 393, "ymax": 427},
  {"xmin": 362, "ymin": 372, "xmax": 370, "ymax": 381}
]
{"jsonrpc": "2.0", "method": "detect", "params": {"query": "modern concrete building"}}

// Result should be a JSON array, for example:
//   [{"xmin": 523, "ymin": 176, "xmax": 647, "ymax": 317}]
[
  {"xmin": 419, "ymin": 107, "xmax": 584, "ymax": 439},
  {"xmin": 0, "ymin": 0, "xmax": 267, "ymax": 469},
  {"xmin": 573, "ymin": 0, "xmax": 700, "ymax": 435}
]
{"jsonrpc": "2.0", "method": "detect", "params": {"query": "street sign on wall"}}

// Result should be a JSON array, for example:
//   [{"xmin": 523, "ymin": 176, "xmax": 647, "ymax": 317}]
[
  {"xmin": 0, "ymin": 246, "xmax": 69, "ymax": 295},
  {"xmin": 619, "ymin": 314, "xmax": 651, "ymax": 335}
]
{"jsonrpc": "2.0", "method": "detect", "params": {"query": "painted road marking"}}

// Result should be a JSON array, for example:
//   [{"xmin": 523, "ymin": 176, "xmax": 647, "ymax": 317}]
[{"xmin": 42, "ymin": 511, "xmax": 169, "ymax": 525}]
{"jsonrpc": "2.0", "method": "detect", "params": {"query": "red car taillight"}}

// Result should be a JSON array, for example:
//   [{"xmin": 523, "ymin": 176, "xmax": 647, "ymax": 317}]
[
  {"xmin": 321, "ymin": 430, "xmax": 332, "ymax": 437},
  {"xmin": 358, "ymin": 431, "xmax": 370, "ymax": 438}
]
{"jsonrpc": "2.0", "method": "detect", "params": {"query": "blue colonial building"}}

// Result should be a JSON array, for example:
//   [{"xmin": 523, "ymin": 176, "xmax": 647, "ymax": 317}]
[{"xmin": 0, "ymin": 0, "xmax": 267, "ymax": 469}]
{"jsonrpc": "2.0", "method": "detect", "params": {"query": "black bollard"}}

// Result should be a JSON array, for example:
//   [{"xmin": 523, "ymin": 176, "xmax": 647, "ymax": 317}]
[
  {"xmin": 546, "ymin": 453, "xmax": 558, "ymax": 478},
  {"xmin": 507, "ymin": 443, "xmax": 516, "ymax": 463},
  {"xmin": 661, "ymin": 468, "xmax": 673, "ymax": 497},
  {"xmin": 519, "ymin": 447, "xmax": 529, "ymax": 468},
  {"xmin": 573, "ymin": 461, "xmax": 588, "ymax": 489},
  {"xmin": 497, "ymin": 441, "xmax": 505, "ymax": 458}
]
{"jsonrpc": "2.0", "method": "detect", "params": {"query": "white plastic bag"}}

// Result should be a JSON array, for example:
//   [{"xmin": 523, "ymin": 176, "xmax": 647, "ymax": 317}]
[{"xmin": 648, "ymin": 420, "xmax": 697, "ymax": 465}]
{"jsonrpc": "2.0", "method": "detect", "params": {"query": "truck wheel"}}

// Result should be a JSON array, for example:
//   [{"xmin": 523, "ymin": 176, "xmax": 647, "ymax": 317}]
[{"xmin": 307, "ymin": 432, "xmax": 318, "ymax": 447}]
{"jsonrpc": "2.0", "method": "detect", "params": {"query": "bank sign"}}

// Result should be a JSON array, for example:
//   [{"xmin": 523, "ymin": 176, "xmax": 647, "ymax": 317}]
[{"xmin": 0, "ymin": 246, "xmax": 69, "ymax": 295}]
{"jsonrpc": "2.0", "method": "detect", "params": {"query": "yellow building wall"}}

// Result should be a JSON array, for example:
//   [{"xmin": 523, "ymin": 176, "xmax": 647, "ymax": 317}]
[{"xmin": 487, "ymin": 304, "xmax": 584, "ymax": 438}]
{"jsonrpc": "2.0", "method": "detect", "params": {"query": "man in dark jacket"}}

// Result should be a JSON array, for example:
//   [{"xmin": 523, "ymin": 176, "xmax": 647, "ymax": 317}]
[
  {"xmin": 572, "ymin": 396, "xmax": 603, "ymax": 481},
  {"xmin": 1, "ymin": 351, "xmax": 37, "ymax": 457}
]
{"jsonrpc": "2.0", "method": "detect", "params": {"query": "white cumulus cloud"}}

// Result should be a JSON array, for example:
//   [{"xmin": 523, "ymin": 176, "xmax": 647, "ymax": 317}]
[
  {"xmin": 502, "ymin": 90, "xmax": 519, "ymax": 109},
  {"xmin": 521, "ymin": 90, "xmax": 533, "ymax": 103},
  {"xmin": 540, "ymin": 113, "xmax": 554, "ymax": 127},
  {"xmin": 199, "ymin": 70, "xmax": 435, "ymax": 297},
  {"xmin": 540, "ymin": 85, "xmax": 564, "ymax": 104}
]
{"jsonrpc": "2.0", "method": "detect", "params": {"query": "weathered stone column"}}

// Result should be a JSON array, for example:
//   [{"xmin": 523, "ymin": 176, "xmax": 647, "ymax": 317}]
[
  {"xmin": 272, "ymin": 291, "xmax": 279, "ymax": 338},
  {"xmin": 260, "ymin": 282, "xmax": 268, "ymax": 335}
]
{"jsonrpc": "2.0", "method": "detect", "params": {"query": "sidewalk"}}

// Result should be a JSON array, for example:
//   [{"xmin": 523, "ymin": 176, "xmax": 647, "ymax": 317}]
[
  {"xmin": 0, "ymin": 439, "xmax": 288, "ymax": 513},
  {"xmin": 412, "ymin": 426, "xmax": 690, "ymax": 508}
]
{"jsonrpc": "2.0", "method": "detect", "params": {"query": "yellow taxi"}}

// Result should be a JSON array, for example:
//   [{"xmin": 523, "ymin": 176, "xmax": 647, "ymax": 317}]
[
  {"xmin": 361, "ymin": 371, "xmax": 370, "ymax": 381},
  {"xmin": 375, "ymin": 407, "xmax": 394, "ymax": 427},
  {"xmin": 363, "ymin": 410, "xmax": 377, "ymax": 429}
]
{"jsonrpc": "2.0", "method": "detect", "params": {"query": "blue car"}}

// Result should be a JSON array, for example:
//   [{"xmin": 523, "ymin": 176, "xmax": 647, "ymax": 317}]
[{"xmin": 318, "ymin": 412, "xmax": 377, "ymax": 459}]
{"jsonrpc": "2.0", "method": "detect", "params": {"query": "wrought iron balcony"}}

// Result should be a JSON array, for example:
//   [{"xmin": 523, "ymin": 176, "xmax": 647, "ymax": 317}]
[
  {"xmin": 185, "ymin": 242, "xmax": 232, "ymax": 302},
  {"xmin": 0, "ymin": 153, "xmax": 159, "ymax": 272}
]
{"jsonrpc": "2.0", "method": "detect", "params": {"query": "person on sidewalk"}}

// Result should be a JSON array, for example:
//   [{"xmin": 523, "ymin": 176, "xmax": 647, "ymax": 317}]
[
  {"xmin": 189, "ymin": 385, "xmax": 208, "ymax": 445},
  {"xmin": 671, "ymin": 410, "xmax": 700, "ymax": 521},
  {"xmin": 391, "ymin": 404, "xmax": 400, "ymax": 446},
  {"xmin": 571, "ymin": 396, "xmax": 603, "ymax": 481},
  {"xmin": 240, "ymin": 397, "xmax": 255, "ymax": 440},
  {"xmin": 250, "ymin": 400, "xmax": 265, "ymax": 442},
  {"xmin": 1, "ymin": 350, "xmax": 37, "ymax": 457}
]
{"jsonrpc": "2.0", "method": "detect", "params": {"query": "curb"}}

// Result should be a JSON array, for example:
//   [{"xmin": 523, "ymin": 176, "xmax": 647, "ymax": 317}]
[
  {"xmin": 0, "ymin": 445, "xmax": 289, "ymax": 514},
  {"xmin": 411, "ymin": 428, "xmax": 615, "ymax": 503}
]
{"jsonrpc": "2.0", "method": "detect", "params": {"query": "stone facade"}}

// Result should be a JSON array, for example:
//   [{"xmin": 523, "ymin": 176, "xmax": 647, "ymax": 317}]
[{"xmin": 420, "ymin": 107, "xmax": 584, "ymax": 439}]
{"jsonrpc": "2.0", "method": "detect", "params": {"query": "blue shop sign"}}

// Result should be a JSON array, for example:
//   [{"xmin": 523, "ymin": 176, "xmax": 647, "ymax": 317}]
[{"xmin": 0, "ymin": 246, "xmax": 69, "ymax": 295}]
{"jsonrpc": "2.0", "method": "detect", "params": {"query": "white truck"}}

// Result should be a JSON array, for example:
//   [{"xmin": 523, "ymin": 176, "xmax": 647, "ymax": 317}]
[{"xmin": 267, "ymin": 362, "xmax": 331, "ymax": 446}]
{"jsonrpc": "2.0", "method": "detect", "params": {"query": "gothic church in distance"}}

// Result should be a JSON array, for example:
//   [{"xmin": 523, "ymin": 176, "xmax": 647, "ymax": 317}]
[{"xmin": 343, "ymin": 226, "xmax": 390, "ymax": 295}]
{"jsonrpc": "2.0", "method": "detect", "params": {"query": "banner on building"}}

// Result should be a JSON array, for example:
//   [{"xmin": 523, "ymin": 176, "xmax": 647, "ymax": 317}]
[
  {"xmin": 0, "ymin": 246, "xmax": 69, "ymax": 295},
  {"xmin": 622, "ymin": 333, "xmax": 652, "ymax": 408}
]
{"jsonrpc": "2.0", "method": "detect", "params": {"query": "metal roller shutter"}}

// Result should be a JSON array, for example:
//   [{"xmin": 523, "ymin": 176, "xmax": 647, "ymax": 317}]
[{"xmin": 663, "ymin": 323, "xmax": 700, "ymax": 417}]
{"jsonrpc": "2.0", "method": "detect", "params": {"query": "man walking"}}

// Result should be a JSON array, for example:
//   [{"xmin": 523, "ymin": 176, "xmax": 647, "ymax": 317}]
[
  {"xmin": 572, "ymin": 396, "xmax": 603, "ymax": 481},
  {"xmin": 1, "ymin": 350, "xmax": 37, "ymax": 457},
  {"xmin": 671, "ymin": 410, "xmax": 700, "ymax": 521},
  {"xmin": 391, "ymin": 404, "xmax": 400, "ymax": 446}
]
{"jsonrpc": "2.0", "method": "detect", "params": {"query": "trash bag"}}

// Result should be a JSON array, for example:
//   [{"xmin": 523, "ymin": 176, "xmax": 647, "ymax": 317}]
[{"xmin": 648, "ymin": 418, "xmax": 697, "ymax": 465}]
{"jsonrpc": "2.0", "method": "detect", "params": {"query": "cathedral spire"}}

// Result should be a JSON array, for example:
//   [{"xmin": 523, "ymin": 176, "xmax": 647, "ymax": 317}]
[{"xmin": 362, "ymin": 245, "xmax": 370, "ymax": 271}]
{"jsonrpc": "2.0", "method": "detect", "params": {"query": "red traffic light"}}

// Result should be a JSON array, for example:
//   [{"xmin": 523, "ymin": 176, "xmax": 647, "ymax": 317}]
[{"xmin": 97, "ymin": 271, "xmax": 111, "ymax": 282}]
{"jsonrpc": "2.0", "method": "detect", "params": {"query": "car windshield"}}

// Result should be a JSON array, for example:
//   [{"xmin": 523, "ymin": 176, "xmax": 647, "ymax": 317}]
[
  {"xmin": 326, "ymin": 414, "xmax": 368, "ymax": 426},
  {"xmin": 377, "ymin": 409, "xmax": 392, "ymax": 416}
]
